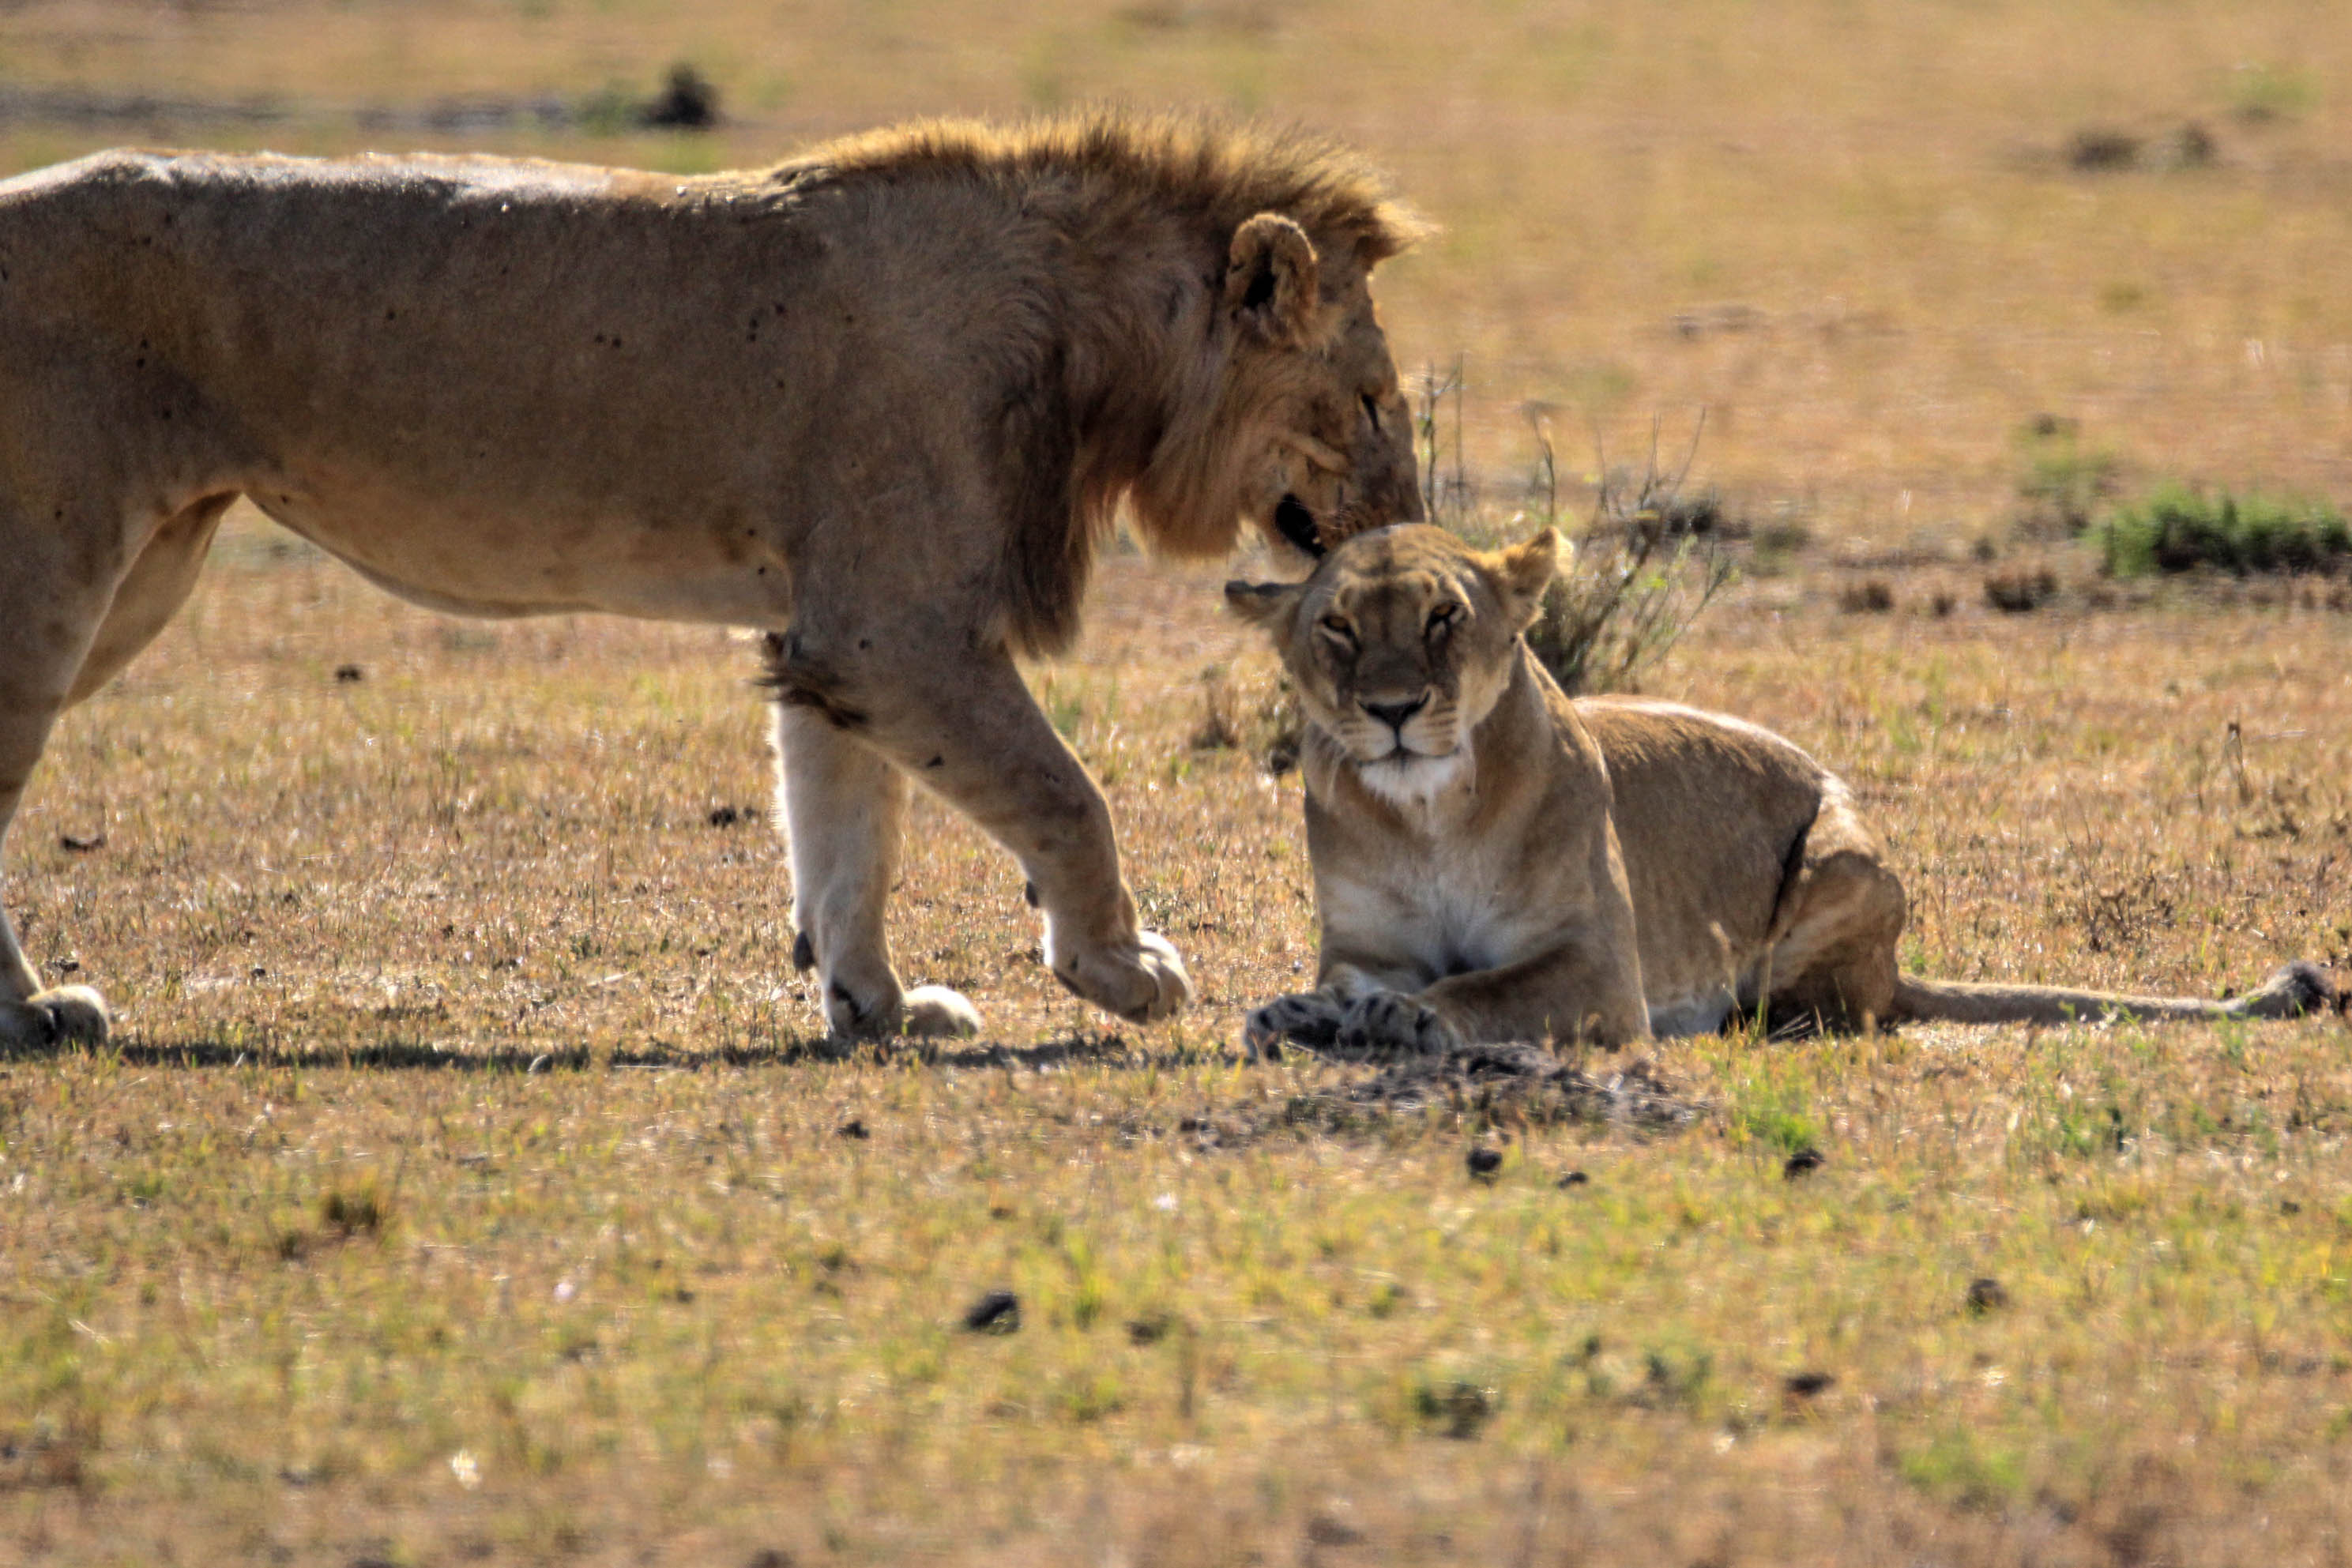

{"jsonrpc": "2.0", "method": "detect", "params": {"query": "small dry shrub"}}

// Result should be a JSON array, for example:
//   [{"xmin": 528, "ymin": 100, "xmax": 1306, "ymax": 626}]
[
  {"xmin": 1838, "ymin": 578, "xmax": 1895, "ymax": 614},
  {"xmin": 2068, "ymin": 870, "xmax": 2182, "ymax": 956},
  {"xmin": 0, "ymin": 1412, "xmax": 101, "ymax": 1491},
  {"xmin": 2068, "ymin": 126, "xmax": 2142, "ymax": 171},
  {"xmin": 1984, "ymin": 568, "xmax": 2059, "ymax": 613},
  {"xmin": 319, "ymin": 1186, "xmax": 393, "ymax": 1239},
  {"xmin": 1416, "ymin": 395, "xmax": 1737, "ymax": 697},
  {"xmin": 1515, "ymin": 427, "xmax": 1737, "ymax": 695},
  {"xmin": 2067, "ymin": 122, "xmax": 2214, "ymax": 173}
]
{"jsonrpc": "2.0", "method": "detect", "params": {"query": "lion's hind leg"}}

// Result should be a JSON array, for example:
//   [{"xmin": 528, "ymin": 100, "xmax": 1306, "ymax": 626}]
[
  {"xmin": 0, "ymin": 499, "xmax": 196, "ymax": 1048},
  {"xmin": 771, "ymin": 702, "xmax": 980, "ymax": 1041},
  {"xmin": 0, "ymin": 674, "xmax": 104, "ymax": 1050}
]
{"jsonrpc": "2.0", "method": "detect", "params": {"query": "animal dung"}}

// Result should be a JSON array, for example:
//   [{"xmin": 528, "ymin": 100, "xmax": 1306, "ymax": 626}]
[{"xmin": 962, "ymin": 1289, "xmax": 1021, "ymax": 1334}]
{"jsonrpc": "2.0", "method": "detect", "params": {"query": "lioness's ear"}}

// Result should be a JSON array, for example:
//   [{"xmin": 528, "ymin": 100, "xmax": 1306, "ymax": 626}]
[
  {"xmin": 1225, "ymin": 213, "xmax": 1319, "ymax": 346},
  {"xmin": 1493, "ymin": 528, "xmax": 1564, "ymax": 630},
  {"xmin": 1224, "ymin": 578, "xmax": 1300, "ymax": 630}
]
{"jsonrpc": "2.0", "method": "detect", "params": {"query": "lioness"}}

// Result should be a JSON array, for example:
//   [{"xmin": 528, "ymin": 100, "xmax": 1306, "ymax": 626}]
[
  {"xmin": 0, "ymin": 113, "xmax": 1427, "ymax": 1049},
  {"xmin": 1229, "ymin": 525, "xmax": 2336, "ymax": 1055}
]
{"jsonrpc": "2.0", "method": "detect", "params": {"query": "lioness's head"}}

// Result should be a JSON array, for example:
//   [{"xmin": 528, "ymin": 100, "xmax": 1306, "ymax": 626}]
[{"xmin": 1226, "ymin": 524, "xmax": 1562, "ymax": 795}]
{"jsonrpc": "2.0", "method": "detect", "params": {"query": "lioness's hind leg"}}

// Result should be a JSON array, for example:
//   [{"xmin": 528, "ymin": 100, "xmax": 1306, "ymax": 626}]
[
  {"xmin": 771, "ymin": 703, "xmax": 980, "ymax": 1040},
  {"xmin": 1759, "ymin": 833, "xmax": 1905, "ymax": 1032}
]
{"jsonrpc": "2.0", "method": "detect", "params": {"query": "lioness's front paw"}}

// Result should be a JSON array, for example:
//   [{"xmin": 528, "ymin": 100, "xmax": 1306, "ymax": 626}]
[
  {"xmin": 901, "ymin": 984, "xmax": 983, "ymax": 1039},
  {"xmin": 0, "ymin": 984, "xmax": 112, "ymax": 1051},
  {"xmin": 1048, "ymin": 929, "xmax": 1193, "ymax": 1024},
  {"xmin": 1336, "ymin": 988, "xmax": 1458, "ymax": 1061},
  {"xmin": 1243, "ymin": 991, "xmax": 1345, "ymax": 1060}
]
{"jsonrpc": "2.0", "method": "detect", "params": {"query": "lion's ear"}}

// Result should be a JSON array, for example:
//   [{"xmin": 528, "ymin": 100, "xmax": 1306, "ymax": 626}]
[
  {"xmin": 1224, "ymin": 577, "xmax": 1301, "ymax": 630},
  {"xmin": 1225, "ymin": 213, "xmax": 1319, "ymax": 346},
  {"xmin": 1492, "ymin": 528, "xmax": 1564, "ymax": 630}
]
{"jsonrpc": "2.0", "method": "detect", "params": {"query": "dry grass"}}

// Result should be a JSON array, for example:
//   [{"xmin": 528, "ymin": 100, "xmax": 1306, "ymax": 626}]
[
  {"xmin": 8, "ymin": 1, "xmax": 2352, "ymax": 1560},
  {"xmin": 6, "ymin": 528, "xmax": 2352, "ymax": 1563}
]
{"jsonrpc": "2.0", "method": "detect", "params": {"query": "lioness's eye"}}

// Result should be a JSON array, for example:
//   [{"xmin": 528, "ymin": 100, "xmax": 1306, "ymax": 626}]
[
  {"xmin": 1319, "ymin": 615, "xmax": 1357, "ymax": 645},
  {"xmin": 1360, "ymin": 393, "xmax": 1381, "ymax": 432},
  {"xmin": 1427, "ymin": 604, "xmax": 1461, "ymax": 636}
]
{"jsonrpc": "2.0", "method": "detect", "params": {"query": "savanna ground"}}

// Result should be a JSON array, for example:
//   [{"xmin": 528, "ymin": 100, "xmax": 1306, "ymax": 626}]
[{"xmin": 6, "ymin": 0, "xmax": 2352, "ymax": 1562}]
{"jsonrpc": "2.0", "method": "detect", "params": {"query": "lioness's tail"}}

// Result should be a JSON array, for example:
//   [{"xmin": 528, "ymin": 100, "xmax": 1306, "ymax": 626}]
[{"xmin": 1890, "ymin": 961, "xmax": 2339, "ymax": 1026}]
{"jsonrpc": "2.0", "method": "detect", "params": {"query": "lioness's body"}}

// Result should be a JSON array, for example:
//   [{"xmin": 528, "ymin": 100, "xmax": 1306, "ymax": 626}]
[
  {"xmin": 0, "ymin": 116, "xmax": 1427, "ymax": 1047},
  {"xmin": 1232, "ymin": 527, "xmax": 2334, "ymax": 1055}
]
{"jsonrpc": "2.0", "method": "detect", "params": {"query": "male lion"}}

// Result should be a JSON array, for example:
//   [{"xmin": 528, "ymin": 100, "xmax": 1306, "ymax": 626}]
[
  {"xmin": 1229, "ymin": 525, "xmax": 2336, "ymax": 1055},
  {"xmin": 0, "ymin": 113, "xmax": 1426, "ymax": 1049}
]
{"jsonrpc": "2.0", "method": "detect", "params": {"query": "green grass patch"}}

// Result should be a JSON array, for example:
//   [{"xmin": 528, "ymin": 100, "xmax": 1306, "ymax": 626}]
[{"xmin": 2102, "ymin": 484, "xmax": 2352, "ymax": 577}]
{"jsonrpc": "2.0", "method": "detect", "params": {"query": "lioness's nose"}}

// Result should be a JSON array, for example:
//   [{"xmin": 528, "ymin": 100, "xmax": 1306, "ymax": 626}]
[{"xmin": 1360, "ymin": 695, "xmax": 1426, "ymax": 733}]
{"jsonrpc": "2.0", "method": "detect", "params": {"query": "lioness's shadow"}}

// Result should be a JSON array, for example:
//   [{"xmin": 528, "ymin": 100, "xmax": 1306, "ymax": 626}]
[{"xmin": 58, "ymin": 1032, "xmax": 1231, "ymax": 1074}]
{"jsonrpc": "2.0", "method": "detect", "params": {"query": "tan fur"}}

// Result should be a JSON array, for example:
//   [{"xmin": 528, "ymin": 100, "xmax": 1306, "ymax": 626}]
[
  {"xmin": 0, "ymin": 111, "xmax": 1427, "ymax": 1048},
  {"xmin": 1229, "ymin": 526, "xmax": 2338, "ymax": 1058}
]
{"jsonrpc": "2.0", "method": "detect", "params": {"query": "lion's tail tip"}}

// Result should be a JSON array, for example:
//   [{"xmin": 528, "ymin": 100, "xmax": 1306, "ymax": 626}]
[{"xmin": 2261, "ymin": 960, "xmax": 2343, "ymax": 1017}]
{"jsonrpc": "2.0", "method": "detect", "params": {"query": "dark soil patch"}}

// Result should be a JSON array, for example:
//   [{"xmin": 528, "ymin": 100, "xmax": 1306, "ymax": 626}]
[{"xmin": 1293, "ymin": 1042, "xmax": 1702, "ymax": 1130}]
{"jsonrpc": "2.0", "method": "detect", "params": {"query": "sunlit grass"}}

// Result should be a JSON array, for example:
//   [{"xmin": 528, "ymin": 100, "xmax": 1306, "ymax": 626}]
[{"xmin": 2, "ymin": 528, "xmax": 2349, "ymax": 1559}]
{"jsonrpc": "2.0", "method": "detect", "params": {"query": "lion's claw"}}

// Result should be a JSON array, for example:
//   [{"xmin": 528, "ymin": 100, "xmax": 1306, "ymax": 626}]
[
  {"xmin": 901, "ymin": 984, "xmax": 983, "ymax": 1039},
  {"xmin": 822, "ymin": 979, "xmax": 985, "ymax": 1041},
  {"xmin": 1244, "ymin": 991, "xmax": 1345, "ymax": 1059},
  {"xmin": 1048, "ymin": 928, "xmax": 1192, "ymax": 1024},
  {"xmin": 0, "ymin": 984, "xmax": 112, "ymax": 1051}
]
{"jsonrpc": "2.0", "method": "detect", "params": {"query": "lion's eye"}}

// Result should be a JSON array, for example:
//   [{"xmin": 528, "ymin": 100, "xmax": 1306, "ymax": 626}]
[
  {"xmin": 1318, "ymin": 615, "xmax": 1357, "ymax": 646},
  {"xmin": 1426, "ymin": 604, "xmax": 1462, "ymax": 637},
  {"xmin": 1360, "ymin": 393, "xmax": 1381, "ymax": 432}
]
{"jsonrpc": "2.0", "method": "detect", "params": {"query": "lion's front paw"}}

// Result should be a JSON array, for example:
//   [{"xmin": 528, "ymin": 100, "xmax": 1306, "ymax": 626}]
[
  {"xmin": 1336, "ymin": 988, "xmax": 1458, "ymax": 1061},
  {"xmin": 901, "ymin": 984, "xmax": 983, "ymax": 1039},
  {"xmin": 0, "ymin": 984, "xmax": 112, "ymax": 1051},
  {"xmin": 1048, "ymin": 928, "xmax": 1193, "ymax": 1024},
  {"xmin": 1242, "ymin": 991, "xmax": 1345, "ymax": 1060}
]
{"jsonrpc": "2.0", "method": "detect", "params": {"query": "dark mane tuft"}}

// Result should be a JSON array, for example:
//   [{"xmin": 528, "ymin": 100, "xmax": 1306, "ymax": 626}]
[
  {"xmin": 755, "ymin": 111, "xmax": 1421, "ymax": 658},
  {"xmin": 779, "ymin": 108, "xmax": 1427, "ymax": 265}
]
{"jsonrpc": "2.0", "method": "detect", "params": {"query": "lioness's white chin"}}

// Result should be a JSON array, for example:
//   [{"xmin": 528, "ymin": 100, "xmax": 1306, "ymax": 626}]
[
  {"xmin": 1360, "ymin": 745, "xmax": 1451, "ymax": 767},
  {"xmin": 1351, "ymin": 747, "xmax": 1471, "ymax": 813}
]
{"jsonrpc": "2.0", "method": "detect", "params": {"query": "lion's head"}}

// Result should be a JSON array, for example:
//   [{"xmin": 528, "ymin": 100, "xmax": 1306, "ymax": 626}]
[
  {"xmin": 1210, "ymin": 212, "xmax": 1424, "ymax": 556},
  {"xmin": 1023, "ymin": 116, "xmax": 1429, "ymax": 562},
  {"xmin": 807, "ymin": 112, "xmax": 1425, "ymax": 641},
  {"xmin": 1226, "ymin": 524, "xmax": 1562, "ymax": 802}
]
